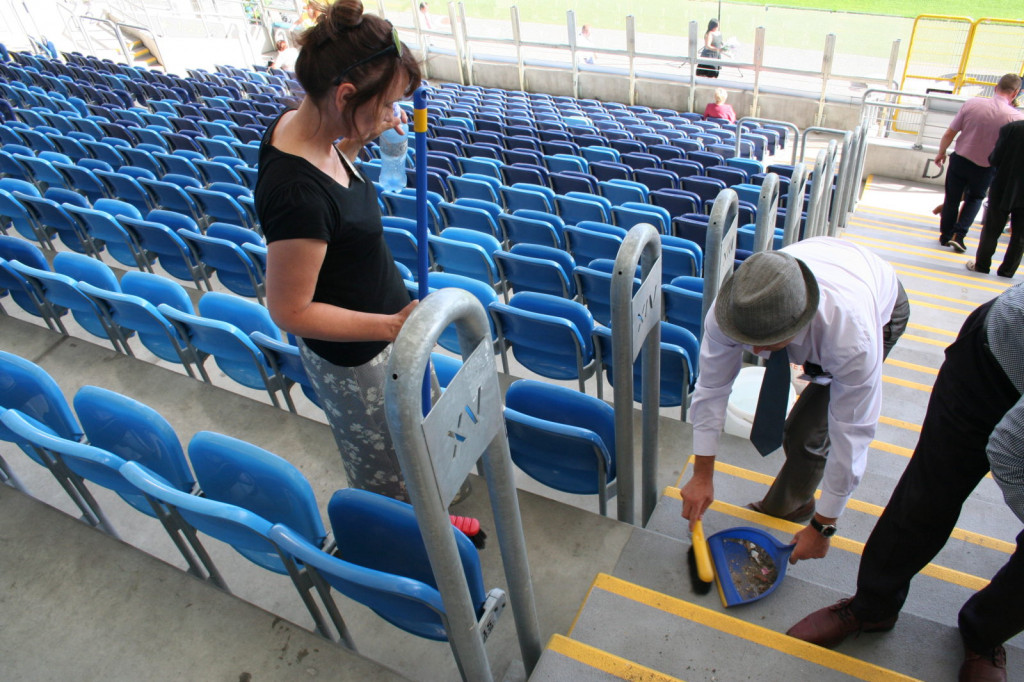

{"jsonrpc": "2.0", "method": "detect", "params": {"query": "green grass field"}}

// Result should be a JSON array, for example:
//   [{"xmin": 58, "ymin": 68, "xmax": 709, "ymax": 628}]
[
  {"xmin": 395, "ymin": 0, "xmax": 1022, "ymax": 65},
  {"xmin": 424, "ymin": 0, "xmax": 1021, "ymax": 26}
]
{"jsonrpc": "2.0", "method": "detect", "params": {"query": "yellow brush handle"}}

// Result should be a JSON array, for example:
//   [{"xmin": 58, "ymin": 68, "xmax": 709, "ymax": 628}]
[{"xmin": 692, "ymin": 519, "xmax": 715, "ymax": 583}]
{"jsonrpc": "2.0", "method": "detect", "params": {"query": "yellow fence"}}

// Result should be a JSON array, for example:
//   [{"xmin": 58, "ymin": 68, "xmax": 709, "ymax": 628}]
[{"xmin": 901, "ymin": 15, "xmax": 1024, "ymax": 95}]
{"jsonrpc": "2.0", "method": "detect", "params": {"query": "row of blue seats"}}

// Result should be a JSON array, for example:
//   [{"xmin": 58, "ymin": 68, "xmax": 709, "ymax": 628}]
[
  {"xmin": 0, "ymin": 348, "xmax": 498, "ymax": 649},
  {"xmin": 4, "ymin": 50, "xmax": 295, "ymax": 105},
  {"xmin": 0, "ymin": 175, "xmax": 259, "ymax": 258},
  {"xmin": 3, "ymin": 109, "xmax": 269, "ymax": 152},
  {"xmin": 0, "ymin": 237, "xmax": 298, "ymax": 409}
]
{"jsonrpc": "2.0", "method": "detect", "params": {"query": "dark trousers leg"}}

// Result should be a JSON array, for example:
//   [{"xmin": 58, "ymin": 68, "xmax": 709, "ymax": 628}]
[
  {"xmin": 959, "ymin": 527, "xmax": 1024, "ymax": 652},
  {"xmin": 941, "ymin": 154, "xmax": 996, "ymax": 239},
  {"xmin": 996, "ymin": 206, "xmax": 1024, "ymax": 278},
  {"xmin": 973, "ymin": 206, "xmax": 1009, "ymax": 273},
  {"xmin": 955, "ymin": 155, "xmax": 996, "ymax": 236},
  {"xmin": 760, "ymin": 284, "xmax": 910, "ymax": 516},
  {"xmin": 850, "ymin": 299, "xmax": 1021, "ymax": 627},
  {"xmin": 940, "ymin": 159, "xmax": 968, "ymax": 241}
]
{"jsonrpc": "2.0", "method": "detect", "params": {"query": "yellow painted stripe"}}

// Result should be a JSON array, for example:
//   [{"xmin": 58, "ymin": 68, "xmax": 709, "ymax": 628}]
[
  {"xmin": 546, "ymin": 634, "xmax": 685, "ymax": 682},
  {"xmin": 665, "ymin": 480, "xmax": 1001, "ymax": 585},
  {"xmin": 882, "ymin": 375, "xmax": 933, "ymax": 392},
  {"xmin": 901, "ymin": 333, "xmax": 950, "ymax": 348},
  {"xmin": 871, "ymin": 439, "xmax": 914, "ymax": 457},
  {"xmin": 878, "ymin": 415, "xmax": 922, "ymax": 433},
  {"xmin": 892, "ymin": 263, "xmax": 1008, "ymax": 294},
  {"xmin": 906, "ymin": 288, "xmax": 981, "ymax": 309},
  {"xmin": 908, "ymin": 297, "xmax": 975, "ymax": 315},
  {"xmin": 908, "ymin": 322, "xmax": 956, "ymax": 338},
  {"xmin": 847, "ymin": 232, "xmax": 971, "ymax": 263},
  {"xmin": 885, "ymin": 358, "xmax": 938, "ymax": 376},
  {"xmin": 592, "ymin": 574, "xmax": 921, "ymax": 682}
]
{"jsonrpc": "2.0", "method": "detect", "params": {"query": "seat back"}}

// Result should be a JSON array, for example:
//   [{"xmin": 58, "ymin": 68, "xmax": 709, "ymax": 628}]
[
  {"xmin": 504, "ymin": 379, "xmax": 616, "ymax": 511},
  {"xmin": 188, "ymin": 431, "xmax": 327, "ymax": 559},
  {"xmin": 489, "ymin": 291, "xmax": 595, "ymax": 383},
  {"xmin": 73, "ymin": 385, "xmax": 195, "ymax": 511},
  {"xmin": 0, "ymin": 350, "xmax": 83, "ymax": 461}
]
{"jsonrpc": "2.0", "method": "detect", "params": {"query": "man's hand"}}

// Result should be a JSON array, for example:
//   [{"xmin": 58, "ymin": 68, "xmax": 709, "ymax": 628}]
[
  {"xmin": 680, "ymin": 455, "xmax": 716, "ymax": 531},
  {"xmin": 933, "ymin": 150, "xmax": 947, "ymax": 167},
  {"xmin": 788, "ymin": 524, "xmax": 831, "ymax": 564}
]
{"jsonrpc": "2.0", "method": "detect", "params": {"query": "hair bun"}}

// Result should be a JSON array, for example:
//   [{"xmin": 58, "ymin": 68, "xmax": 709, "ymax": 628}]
[{"xmin": 327, "ymin": 0, "xmax": 364, "ymax": 31}]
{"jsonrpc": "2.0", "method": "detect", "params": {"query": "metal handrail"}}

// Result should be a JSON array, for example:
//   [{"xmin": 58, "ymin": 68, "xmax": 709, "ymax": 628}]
[
  {"xmin": 782, "ymin": 162, "xmax": 809, "ymax": 246},
  {"xmin": 386, "ymin": 288, "xmax": 542, "ymax": 680},
  {"xmin": 702, "ymin": 189, "xmax": 739, "ymax": 333},
  {"xmin": 610, "ymin": 223, "xmax": 662, "ymax": 525},
  {"xmin": 752, "ymin": 173, "xmax": 780, "ymax": 253},
  {"xmin": 736, "ymin": 116, "xmax": 801, "ymax": 166}
]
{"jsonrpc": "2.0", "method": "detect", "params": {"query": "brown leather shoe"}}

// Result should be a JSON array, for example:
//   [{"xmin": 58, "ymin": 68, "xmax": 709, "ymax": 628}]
[
  {"xmin": 786, "ymin": 598, "xmax": 898, "ymax": 648},
  {"xmin": 959, "ymin": 645, "xmax": 1007, "ymax": 682},
  {"xmin": 747, "ymin": 498, "xmax": 816, "ymax": 523}
]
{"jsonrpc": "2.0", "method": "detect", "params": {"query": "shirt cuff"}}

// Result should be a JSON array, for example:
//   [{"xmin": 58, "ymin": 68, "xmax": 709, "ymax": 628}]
[{"xmin": 814, "ymin": 491, "xmax": 850, "ymax": 520}]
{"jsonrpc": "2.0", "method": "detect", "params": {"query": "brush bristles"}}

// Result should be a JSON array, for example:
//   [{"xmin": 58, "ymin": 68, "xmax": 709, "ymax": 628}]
[{"xmin": 687, "ymin": 546, "xmax": 713, "ymax": 595}]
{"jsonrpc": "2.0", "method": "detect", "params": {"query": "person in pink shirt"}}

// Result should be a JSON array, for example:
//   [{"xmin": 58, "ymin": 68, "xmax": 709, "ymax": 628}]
[
  {"xmin": 703, "ymin": 88, "xmax": 736, "ymax": 123},
  {"xmin": 934, "ymin": 73, "xmax": 1022, "ymax": 253}
]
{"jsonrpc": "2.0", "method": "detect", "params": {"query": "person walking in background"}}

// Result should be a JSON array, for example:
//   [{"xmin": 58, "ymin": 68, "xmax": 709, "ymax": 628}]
[
  {"xmin": 696, "ymin": 19, "xmax": 724, "ymax": 78},
  {"xmin": 680, "ymin": 238, "xmax": 909, "ymax": 564},
  {"xmin": 577, "ymin": 24, "xmax": 596, "ymax": 65},
  {"xmin": 967, "ymin": 119, "xmax": 1024, "ymax": 278},
  {"xmin": 934, "ymin": 73, "xmax": 1022, "ymax": 253},
  {"xmin": 418, "ymin": 2, "xmax": 432, "ymax": 30},
  {"xmin": 787, "ymin": 282, "xmax": 1024, "ymax": 682},
  {"xmin": 703, "ymin": 87, "xmax": 736, "ymax": 123},
  {"xmin": 255, "ymin": 0, "xmax": 423, "ymax": 501}
]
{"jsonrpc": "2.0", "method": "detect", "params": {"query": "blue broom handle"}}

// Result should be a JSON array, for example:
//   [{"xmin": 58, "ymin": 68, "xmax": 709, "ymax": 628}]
[{"xmin": 413, "ymin": 87, "xmax": 431, "ymax": 414}]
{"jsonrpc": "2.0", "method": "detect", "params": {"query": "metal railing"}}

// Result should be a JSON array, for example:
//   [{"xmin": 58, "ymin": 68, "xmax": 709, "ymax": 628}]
[
  {"xmin": 383, "ymin": 4, "xmax": 901, "ymax": 122},
  {"xmin": 610, "ymin": 223, "xmax": 662, "ymax": 525}
]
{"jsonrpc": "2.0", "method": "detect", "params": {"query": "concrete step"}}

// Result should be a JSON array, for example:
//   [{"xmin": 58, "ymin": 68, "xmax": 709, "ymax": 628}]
[
  {"xmin": 0, "ymin": 486, "xmax": 412, "ymax": 682},
  {"xmin": 533, "ymin": 571, "xmax": 920, "ymax": 681}
]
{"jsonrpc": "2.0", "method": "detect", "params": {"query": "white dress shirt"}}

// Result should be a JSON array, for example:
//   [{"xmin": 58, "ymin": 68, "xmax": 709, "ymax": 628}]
[{"xmin": 689, "ymin": 237, "xmax": 900, "ymax": 518}]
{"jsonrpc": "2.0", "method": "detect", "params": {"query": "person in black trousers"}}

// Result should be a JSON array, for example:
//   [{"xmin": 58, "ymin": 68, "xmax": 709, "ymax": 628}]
[
  {"xmin": 787, "ymin": 283, "xmax": 1024, "ymax": 682},
  {"xmin": 968, "ymin": 119, "xmax": 1024, "ymax": 278}
]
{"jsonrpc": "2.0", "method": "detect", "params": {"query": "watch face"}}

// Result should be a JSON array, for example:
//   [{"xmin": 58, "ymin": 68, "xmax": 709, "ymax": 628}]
[{"xmin": 812, "ymin": 518, "xmax": 837, "ymax": 536}]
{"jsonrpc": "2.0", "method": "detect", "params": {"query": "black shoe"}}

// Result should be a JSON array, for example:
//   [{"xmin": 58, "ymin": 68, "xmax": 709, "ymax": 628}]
[
  {"xmin": 966, "ymin": 261, "xmax": 989, "ymax": 274},
  {"xmin": 940, "ymin": 237, "xmax": 951, "ymax": 248},
  {"xmin": 951, "ymin": 234, "xmax": 967, "ymax": 253}
]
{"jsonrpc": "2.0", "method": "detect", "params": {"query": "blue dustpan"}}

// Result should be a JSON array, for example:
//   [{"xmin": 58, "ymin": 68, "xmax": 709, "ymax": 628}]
[{"xmin": 705, "ymin": 526, "xmax": 796, "ymax": 608}]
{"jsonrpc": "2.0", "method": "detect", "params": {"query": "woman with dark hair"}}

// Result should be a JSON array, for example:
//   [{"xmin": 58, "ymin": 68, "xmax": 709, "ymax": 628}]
[
  {"xmin": 697, "ymin": 18, "xmax": 724, "ymax": 78},
  {"xmin": 254, "ymin": 0, "xmax": 424, "ymax": 501}
]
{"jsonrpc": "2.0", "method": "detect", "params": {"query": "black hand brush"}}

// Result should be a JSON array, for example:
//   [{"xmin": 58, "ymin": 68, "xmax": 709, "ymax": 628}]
[{"xmin": 687, "ymin": 518, "xmax": 715, "ymax": 595}]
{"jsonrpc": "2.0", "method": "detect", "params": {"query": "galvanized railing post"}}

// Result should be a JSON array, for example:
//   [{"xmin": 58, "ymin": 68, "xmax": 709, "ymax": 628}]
[
  {"xmin": 829, "ymin": 130, "xmax": 853, "ymax": 237},
  {"xmin": 701, "ymin": 189, "xmax": 740, "ymax": 334},
  {"xmin": 753, "ymin": 172, "xmax": 780, "ymax": 253},
  {"xmin": 687, "ymin": 20, "xmax": 698, "ymax": 113},
  {"xmin": 782, "ymin": 162, "xmax": 808, "ymax": 246},
  {"xmin": 386, "ymin": 289, "xmax": 542, "ymax": 680},
  {"xmin": 610, "ymin": 223, "xmax": 662, "ymax": 525}
]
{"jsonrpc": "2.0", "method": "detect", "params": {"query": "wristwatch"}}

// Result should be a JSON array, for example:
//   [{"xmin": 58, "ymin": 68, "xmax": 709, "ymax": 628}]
[{"xmin": 810, "ymin": 517, "xmax": 837, "ymax": 537}]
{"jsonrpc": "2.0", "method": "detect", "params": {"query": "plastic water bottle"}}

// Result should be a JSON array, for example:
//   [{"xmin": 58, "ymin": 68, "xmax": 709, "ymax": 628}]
[{"xmin": 378, "ymin": 103, "xmax": 408, "ymax": 192}]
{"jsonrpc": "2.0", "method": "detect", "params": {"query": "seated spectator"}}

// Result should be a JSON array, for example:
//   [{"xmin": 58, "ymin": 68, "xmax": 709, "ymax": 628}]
[
  {"xmin": 703, "ymin": 88, "xmax": 736, "ymax": 123},
  {"xmin": 270, "ymin": 39, "xmax": 299, "ymax": 71}
]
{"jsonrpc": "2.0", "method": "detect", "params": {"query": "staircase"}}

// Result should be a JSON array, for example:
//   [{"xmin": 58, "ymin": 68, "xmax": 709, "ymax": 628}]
[{"xmin": 528, "ymin": 192, "xmax": 1024, "ymax": 681}]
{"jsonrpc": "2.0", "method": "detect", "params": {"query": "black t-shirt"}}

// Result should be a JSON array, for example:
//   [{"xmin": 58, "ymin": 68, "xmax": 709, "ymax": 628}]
[{"xmin": 255, "ymin": 113, "xmax": 409, "ymax": 367}]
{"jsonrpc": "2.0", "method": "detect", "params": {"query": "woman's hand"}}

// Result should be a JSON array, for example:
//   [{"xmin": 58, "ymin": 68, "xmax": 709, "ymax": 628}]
[{"xmin": 386, "ymin": 299, "xmax": 418, "ymax": 341}]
